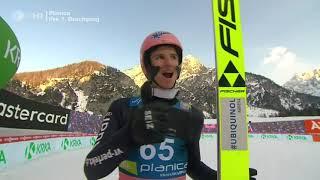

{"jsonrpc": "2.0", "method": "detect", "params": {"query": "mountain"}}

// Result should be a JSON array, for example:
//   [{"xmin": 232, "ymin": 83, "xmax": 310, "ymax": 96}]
[
  {"xmin": 123, "ymin": 55, "xmax": 216, "ymax": 117},
  {"xmin": 175, "ymin": 69, "xmax": 320, "ymax": 118},
  {"xmin": 283, "ymin": 68, "xmax": 320, "ymax": 97},
  {"xmin": 6, "ymin": 61, "xmax": 139, "ymax": 115},
  {"xmin": 179, "ymin": 55, "xmax": 208, "ymax": 80},
  {"xmin": 123, "ymin": 55, "xmax": 207, "ymax": 87},
  {"xmin": 5, "ymin": 58, "xmax": 320, "ymax": 118},
  {"xmin": 14, "ymin": 61, "xmax": 106, "ymax": 88},
  {"xmin": 246, "ymin": 73, "xmax": 320, "ymax": 116},
  {"xmin": 124, "ymin": 56, "xmax": 320, "ymax": 117},
  {"xmin": 123, "ymin": 65, "xmax": 146, "ymax": 87}
]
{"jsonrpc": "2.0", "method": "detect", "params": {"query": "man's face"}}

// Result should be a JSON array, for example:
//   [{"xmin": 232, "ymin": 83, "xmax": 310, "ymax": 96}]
[{"xmin": 150, "ymin": 45, "xmax": 179, "ymax": 89}]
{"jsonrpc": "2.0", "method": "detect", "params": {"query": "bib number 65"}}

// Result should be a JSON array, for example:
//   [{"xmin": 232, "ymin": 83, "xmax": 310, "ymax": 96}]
[{"xmin": 140, "ymin": 138, "xmax": 174, "ymax": 161}]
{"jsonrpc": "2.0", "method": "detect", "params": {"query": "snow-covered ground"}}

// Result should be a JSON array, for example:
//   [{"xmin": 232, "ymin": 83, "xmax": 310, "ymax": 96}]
[
  {"xmin": 0, "ymin": 134, "xmax": 319, "ymax": 180},
  {"xmin": 248, "ymin": 106, "xmax": 279, "ymax": 118}
]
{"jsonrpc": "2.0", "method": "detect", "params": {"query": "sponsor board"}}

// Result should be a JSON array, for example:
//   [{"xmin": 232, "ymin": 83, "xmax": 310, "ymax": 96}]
[
  {"xmin": 202, "ymin": 133, "xmax": 316, "ymax": 142},
  {"xmin": 61, "ymin": 138, "xmax": 82, "ymax": 151},
  {"xmin": 0, "ymin": 149, "xmax": 6, "ymax": 165},
  {"xmin": 312, "ymin": 134, "xmax": 320, "ymax": 142},
  {"xmin": 249, "ymin": 133, "xmax": 314, "ymax": 142},
  {"xmin": 24, "ymin": 141, "xmax": 52, "ymax": 160},
  {"xmin": 304, "ymin": 120, "xmax": 320, "ymax": 134},
  {"xmin": 0, "ymin": 90, "xmax": 70, "ymax": 131},
  {"xmin": 0, "ymin": 133, "xmax": 95, "ymax": 144},
  {"xmin": 201, "ymin": 133, "xmax": 215, "ymax": 139},
  {"xmin": 0, "ymin": 135, "xmax": 96, "ymax": 171}
]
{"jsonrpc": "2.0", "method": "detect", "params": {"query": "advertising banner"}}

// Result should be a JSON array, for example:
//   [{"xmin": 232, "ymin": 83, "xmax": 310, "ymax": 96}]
[
  {"xmin": 312, "ymin": 134, "xmax": 320, "ymax": 142},
  {"xmin": 249, "ymin": 133, "xmax": 313, "ymax": 142},
  {"xmin": 0, "ymin": 89, "xmax": 70, "ymax": 131},
  {"xmin": 304, "ymin": 120, "xmax": 320, "ymax": 134},
  {"xmin": 0, "ymin": 135, "xmax": 96, "ymax": 171}
]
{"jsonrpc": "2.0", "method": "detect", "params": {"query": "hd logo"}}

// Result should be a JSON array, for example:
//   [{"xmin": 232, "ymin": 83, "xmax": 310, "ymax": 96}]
[{"xmin": 218, "ymin": 60, "xmax": 245, "ymax": 87}]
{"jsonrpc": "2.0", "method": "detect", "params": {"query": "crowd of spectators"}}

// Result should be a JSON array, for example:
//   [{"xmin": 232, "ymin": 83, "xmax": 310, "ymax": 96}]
[
  {"xmin": 202, "ymin": 120, "xmax": 306, "ymax": 134},
  {"xmin": 67, "ymin": 110, "xmax": 310, "ymax": 135},
  {"xmin": 68, "ymin": 111, "xmax": 102, "ymax": 134}
]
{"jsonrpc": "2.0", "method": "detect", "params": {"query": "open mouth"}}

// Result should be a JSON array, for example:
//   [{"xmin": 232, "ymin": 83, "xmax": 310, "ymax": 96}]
[{"xmin": 162, "ymin": 72, "xmax": 173, "ymax": 78}]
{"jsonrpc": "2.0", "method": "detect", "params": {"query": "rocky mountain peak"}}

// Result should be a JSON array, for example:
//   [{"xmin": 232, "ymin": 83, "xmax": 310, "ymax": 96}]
[
  {"xmin": 14, "ymin": 60, "xmax": 106, "ymax": 90},
  {"xmin": 123, "ymin": 65, "xmax": 146, "ymax": 87},
  {"xmin": 6, "ymin": 60, "xmax": 139, "ymax": 115},
  {"xmin": 295, "ymin": 68, "xmax": 320, "ymax": 81},
  {"xmin": 123, "ymin": 55, "xmax": 209, "ymax": 87},
  {"xmin": 5, "ymin": 58, "xmax": 320, "ymax": 118},
  {"xmin": 180, "ymin": 55, "xmax": 208, "ymax": 79},
  {"xmin": 284, "ymin": 67, "xmax": 320, "ymax": 97}
]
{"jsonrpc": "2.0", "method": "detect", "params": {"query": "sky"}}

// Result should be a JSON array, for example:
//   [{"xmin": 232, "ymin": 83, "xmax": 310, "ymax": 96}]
[{"xmin": 1, "ymin": 0, "xmax": 320, "ymax": 85}]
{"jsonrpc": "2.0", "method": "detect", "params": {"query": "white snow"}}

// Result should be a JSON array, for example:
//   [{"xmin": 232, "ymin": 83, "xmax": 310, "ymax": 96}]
[
  {"xmin": 94, "ymin": 70, "xmax": 105, "ymax": 76},
  {"xmin": 1, "ymin": 134, "xmax": 319, "ymax": 180},
  {"xmin": 59, "ymin": 92, "xmax": 66, "ymax": 107},
  {"xmin": 280, "ymin": 97, "xmax": 290, "ymax": 110},
  {"xmin": 74, "ymin": 89, "xmax": 88, "ymax": 112},
  {"xmin": 36, "ymin": 91, "xmax": 46, "ymax": 96},
  {"xmin": 248, "ymin": 106, "xmax": 279, "ymax": 118},
  {"xmin": 202, "ymin": 111, "xmax": 212, "ymax": 119}
]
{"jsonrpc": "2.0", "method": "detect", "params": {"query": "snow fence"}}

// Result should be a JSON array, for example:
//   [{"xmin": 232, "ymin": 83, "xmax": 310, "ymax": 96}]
[
  {"xmin": 0, "ymin": 133, "xmax": 96, "ymax": 171},
  {"xmin": 200, "ymin": 133, "xmax": 317, "ymax": 142}
]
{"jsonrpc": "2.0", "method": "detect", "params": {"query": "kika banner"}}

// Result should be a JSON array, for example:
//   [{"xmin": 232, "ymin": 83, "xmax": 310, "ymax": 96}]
[{"xmin": 0, "ymin": 89, "xmax": 70, "ymax": 131}]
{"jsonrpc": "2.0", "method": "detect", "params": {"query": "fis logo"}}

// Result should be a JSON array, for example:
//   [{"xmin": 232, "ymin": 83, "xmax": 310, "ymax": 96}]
[{"xmin": 215, "ymin": 0, "xmax": 245, "ymax": 88}]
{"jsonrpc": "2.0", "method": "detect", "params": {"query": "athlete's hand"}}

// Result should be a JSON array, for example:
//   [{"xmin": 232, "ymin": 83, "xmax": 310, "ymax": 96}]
[{"xmin": 130, "ymin": 101, "xmax": 170, "ymax": 145}]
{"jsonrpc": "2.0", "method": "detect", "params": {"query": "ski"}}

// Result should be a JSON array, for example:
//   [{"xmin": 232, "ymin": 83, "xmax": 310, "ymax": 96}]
[{"xmin": 211, "ymin": 0, "xmax": 249, "ymax": 180}]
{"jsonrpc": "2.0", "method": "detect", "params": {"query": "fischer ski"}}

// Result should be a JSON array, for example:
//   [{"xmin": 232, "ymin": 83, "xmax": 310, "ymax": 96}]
[{"xmin": 212, "ymin": 0, "xmax": 250, "ymax": 180}]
